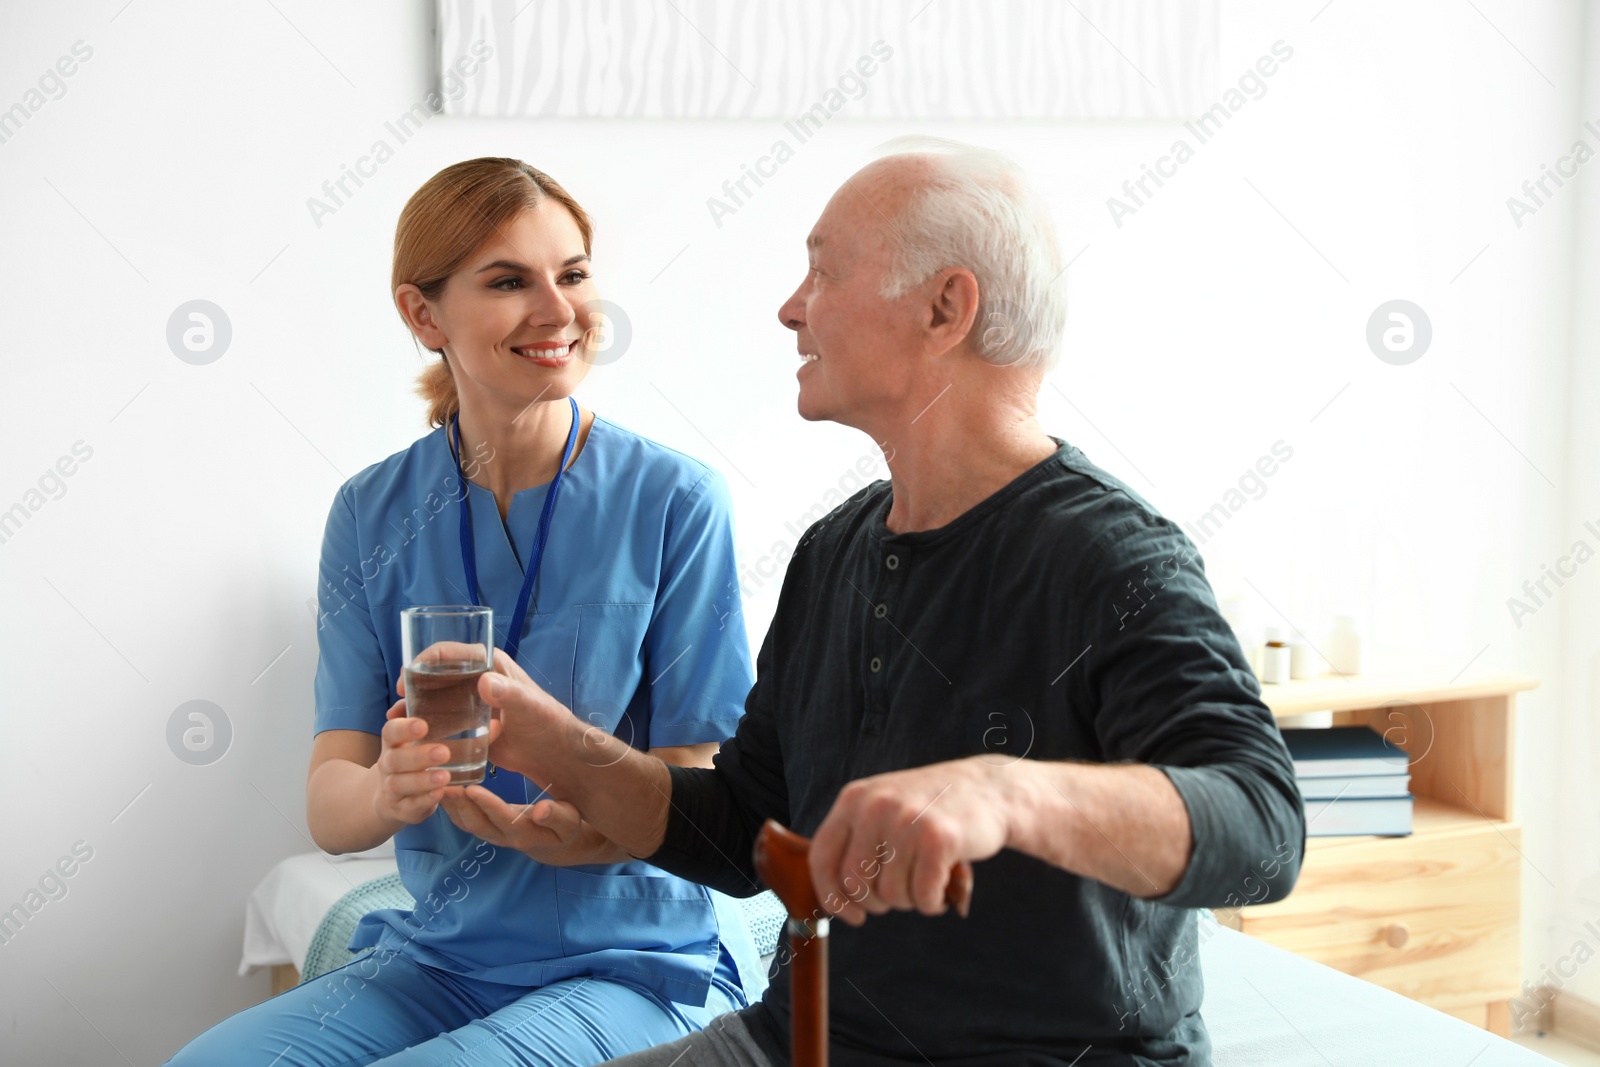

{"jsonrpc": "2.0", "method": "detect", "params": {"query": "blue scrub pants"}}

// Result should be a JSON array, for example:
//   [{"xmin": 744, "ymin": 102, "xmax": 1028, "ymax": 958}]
[{"xmin": 164, "ymin": 945, "xmax": 749, "ymax": 1067}]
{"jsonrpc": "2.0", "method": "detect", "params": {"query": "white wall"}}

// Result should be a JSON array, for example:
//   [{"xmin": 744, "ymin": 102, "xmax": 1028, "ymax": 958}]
[
  {"xmin": 0, "ymin": 0, "xmax": 1592, "ymax": 1061},
  {"xmin": 1553, "ymin": 0, "xmax": 1600, "ymax": 1010}
]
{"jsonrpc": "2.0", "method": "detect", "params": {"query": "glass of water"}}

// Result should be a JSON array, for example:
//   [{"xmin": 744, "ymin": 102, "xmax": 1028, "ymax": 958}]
[{"xmin": 400, "ymin": 605, "xmax": 494, "ymax": 785}]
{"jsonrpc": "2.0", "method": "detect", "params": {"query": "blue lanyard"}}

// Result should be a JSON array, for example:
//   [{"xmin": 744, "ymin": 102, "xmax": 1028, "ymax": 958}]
[{"xmin": 450, "ymin": 396, "xmax": 580, "ymax": 664}]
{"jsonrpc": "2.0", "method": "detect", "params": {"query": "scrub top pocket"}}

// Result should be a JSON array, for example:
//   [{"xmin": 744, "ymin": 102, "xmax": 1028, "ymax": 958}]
[
  {"xmin": 571, "ymin": 602, "xmax": 654, "ymax": 742},
  {"xmin": 554, "ymin": 865, "xmax": 716, "ymax": 957},
  {"xmin": 393, "ymin": 844, "xmax": 444, "ymax": 881},
  {"xmin": 504, "ymin": 608, "xmax": 579, "ymax": 704}
]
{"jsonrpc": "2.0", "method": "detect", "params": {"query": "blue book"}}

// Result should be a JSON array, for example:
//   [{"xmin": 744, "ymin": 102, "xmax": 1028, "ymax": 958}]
[
  {"xmin": 1304, "ymin": 795, "xmax": 1413, "ymax": 837},
  {"xmin": 1282, "ymin": 726, "xmax": 1410, "ymax": 778},
  {"xmin": 1298, "ymin": 773, "xmax": 1411, "ymax": 800}
]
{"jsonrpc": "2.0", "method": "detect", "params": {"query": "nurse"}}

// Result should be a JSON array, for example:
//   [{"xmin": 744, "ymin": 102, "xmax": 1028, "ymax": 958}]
[{"xmin": 165, "ymin": 157, "xmax": 766, "ymax": 1066}]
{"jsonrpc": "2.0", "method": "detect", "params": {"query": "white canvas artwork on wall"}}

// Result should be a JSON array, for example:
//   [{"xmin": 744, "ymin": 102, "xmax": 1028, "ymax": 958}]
[{"xmin": 437, "ymin": 0, "xmax": 1219, "ymax": 121}]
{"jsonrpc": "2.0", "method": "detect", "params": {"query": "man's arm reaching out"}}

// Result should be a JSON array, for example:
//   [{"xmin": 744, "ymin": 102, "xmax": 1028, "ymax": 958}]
[
  {"xmin": 477, "ymin": 626, "xmax": 789, "ymax": 899},
  {"xmin": 459, "ymin": 650, "xmax": 675, "ymax": 858}
]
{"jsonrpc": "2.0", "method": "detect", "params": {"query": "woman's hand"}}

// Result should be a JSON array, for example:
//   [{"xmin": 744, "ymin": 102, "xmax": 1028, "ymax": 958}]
[
  {"xmin": 437, "ymin": 786, "xmax": 630, "ymax": 866},
  {"xmin": 372, "ymin": 700, "xmax": 452, "ymax": 827}
]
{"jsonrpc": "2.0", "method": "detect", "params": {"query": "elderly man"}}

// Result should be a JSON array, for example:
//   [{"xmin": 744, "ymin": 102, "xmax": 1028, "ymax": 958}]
[{"xmin": 452, "ymin": 139, "xmax": 1304, "ymax": 1066}]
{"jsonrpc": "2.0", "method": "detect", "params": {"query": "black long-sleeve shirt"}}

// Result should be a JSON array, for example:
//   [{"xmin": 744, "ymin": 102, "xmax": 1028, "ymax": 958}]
[{"xmin": 649, "ymin": 438, "xmax": 1305, "ymax": 1066}]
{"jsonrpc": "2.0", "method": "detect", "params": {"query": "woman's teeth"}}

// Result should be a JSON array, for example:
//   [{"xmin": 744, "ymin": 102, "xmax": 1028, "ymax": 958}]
[{"xmin": 515, "ymin": 344, "xmax": 571, "ymax": 359}]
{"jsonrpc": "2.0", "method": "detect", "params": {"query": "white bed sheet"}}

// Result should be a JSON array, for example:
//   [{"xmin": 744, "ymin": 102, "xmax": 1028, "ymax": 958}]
[
  {"xmin": 1198, "ymin": 916, "xmax": 1553, "ymax": 1065},
  {"xmin": 239, "ymin": 852, "xmax": 399, "ymax": 977}
]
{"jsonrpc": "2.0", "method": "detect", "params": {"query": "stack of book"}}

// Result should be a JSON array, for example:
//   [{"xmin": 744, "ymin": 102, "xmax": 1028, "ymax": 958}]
[{"xmin": 1281, "ymin": 726, "xmax": 1413, "ymax": 836}]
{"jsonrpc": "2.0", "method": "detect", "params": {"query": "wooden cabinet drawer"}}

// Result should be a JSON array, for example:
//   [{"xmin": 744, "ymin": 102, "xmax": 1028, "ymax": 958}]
[{"xmin": 1236, "ymin": 818, "xmax": 1522, "ymax": 1009}]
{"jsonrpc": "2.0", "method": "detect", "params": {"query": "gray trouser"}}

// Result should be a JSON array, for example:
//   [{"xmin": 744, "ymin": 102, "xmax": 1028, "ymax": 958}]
[{"xmin": 600, "ymin": 1008, "xmax": 777, "ymax": 1067}]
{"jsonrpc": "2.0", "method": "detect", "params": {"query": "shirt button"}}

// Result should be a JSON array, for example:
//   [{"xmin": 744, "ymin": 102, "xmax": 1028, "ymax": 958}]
[
  {"xmin": 869, "ymin": 656, "xmax": 882, "ymax": 673},
  {"xmin": 873, "ymin": 603, "xmax": 888, "ymax": 619},
  {"xmin": 885, "ymin": 554, "xmax": 900, "ymax": 570}
]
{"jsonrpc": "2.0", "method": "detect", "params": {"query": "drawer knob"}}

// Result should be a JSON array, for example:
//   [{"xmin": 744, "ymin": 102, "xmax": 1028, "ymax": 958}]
[{"xmin": 1381, "ymin": 922, "xmax": 1411, "ymax": 949}]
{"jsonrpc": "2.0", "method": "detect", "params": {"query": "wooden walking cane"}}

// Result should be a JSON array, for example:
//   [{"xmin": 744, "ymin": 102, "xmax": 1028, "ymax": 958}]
[{"xmin": 752, "ymin": 820, "xmax": 974, "ymax": 1067}]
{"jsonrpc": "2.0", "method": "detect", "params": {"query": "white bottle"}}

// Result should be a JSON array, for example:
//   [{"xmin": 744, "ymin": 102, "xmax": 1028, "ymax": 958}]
[
  {"xmin": 1326, "ymin": 615, "xmax": 1362, "ymax": 677},
  {"xmin": 1289, "ymin": 639, "xmax": 1316, "ymax": 680},
  {"xmin": 1261, "ymin": 625, "xmax": 1292, "ymax": 685}
]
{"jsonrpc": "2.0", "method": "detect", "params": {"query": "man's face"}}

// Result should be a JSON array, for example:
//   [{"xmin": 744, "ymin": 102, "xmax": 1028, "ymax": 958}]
[{"xmin": 777, "ymin": 166, "xmax": 927, "ymax": 430}]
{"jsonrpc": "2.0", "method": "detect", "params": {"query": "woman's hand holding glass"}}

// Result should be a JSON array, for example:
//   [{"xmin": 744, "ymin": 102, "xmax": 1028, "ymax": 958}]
[
  {"xmin": 376, "ymin": 693, "xmax": 609, "ymax": 860},
  {"xmin": 373, "ymin": 691, "xmax": 453, "ymax": 827}
]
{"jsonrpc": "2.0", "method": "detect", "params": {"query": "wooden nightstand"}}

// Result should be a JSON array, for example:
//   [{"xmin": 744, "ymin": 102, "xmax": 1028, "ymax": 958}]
[{"xmin": 1219, "ymin": 670, "xmax": 1538, "ymax": 1037}]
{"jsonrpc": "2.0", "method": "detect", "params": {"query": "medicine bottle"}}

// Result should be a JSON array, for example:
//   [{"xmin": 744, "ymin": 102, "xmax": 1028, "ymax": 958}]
[{"xmin": 1261, "ymin": 625, "xmax": 1291, "ymax": 684}]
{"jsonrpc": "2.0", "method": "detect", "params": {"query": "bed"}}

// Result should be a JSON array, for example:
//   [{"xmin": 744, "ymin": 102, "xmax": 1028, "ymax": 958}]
[
  {"xmin": 240, "ymin": 850, "xmax": 404, "ymax": 994},
  {"xmin": 243, "ymin": 852, "xmax": 1556, "ymax": 1064}
]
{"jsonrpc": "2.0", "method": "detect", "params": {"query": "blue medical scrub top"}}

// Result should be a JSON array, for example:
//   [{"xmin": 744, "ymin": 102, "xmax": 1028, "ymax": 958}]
[{"xmin": 312, "ymin": 413, "xmax": 764, "ymax": 1007}]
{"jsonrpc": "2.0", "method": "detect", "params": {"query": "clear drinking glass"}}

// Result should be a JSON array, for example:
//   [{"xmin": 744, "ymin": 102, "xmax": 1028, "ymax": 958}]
[{"xmin": 400, "ymin": 605, "xmax": 494, "ymax": 785}]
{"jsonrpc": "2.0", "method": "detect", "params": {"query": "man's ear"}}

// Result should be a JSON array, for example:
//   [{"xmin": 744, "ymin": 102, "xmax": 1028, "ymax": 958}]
[{"xmin": 925, "ymin": 268, "xmax": 980, "ymax": 357}]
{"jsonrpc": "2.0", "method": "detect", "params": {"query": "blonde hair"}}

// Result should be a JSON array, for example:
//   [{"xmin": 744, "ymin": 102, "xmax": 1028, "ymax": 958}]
[{"xmin": 393, "ymin": 158, "xmax": 595, "ymax": 428}]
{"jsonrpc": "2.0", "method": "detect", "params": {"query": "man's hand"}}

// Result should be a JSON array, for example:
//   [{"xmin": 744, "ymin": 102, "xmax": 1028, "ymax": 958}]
[
  {"xmin": 809, "ymin": 757, "xmax": 1010, "ymax": 926},
  {"xmin": 478, "ymin": 648, "xmax": 584, "ymax": 783},
  {"xmin": 470, "ymin": 647, "xmax": 674, "ymax": 859},
  {"xmin": 813, "ymin": 758, "xmax": 1195, "ymax": 918},
  {"xmin": 438, "ymin": 786, "xmax": 628, "ymax": 866}
]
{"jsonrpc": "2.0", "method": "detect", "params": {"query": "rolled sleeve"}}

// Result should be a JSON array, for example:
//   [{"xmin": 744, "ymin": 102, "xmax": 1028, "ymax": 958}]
[{"xmin": 1073, "ymin": 510, "xmax": 1305, "ymax": 908}]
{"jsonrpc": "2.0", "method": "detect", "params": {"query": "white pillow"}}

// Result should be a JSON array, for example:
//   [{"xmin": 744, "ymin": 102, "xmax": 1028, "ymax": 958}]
[{"xmin": 321, "ymin": 838, "xmax": 396, "ymax": 862}]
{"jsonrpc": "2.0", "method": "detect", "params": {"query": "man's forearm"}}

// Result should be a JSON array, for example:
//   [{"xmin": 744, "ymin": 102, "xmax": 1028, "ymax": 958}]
[
  {"xmin": 1003, "ymin": 760, "xmax": 1192, "ymax": 898},
  {"xmin": 644, "ymin": 764, "xmax": 770, "ymax": 895},
  {"xmin": 484, "ymin": 671, "xmax": 774, "ymax": 878},
  {"xmin": 522, "ymin": 715, "xmax": 675, "ymax": 859}
]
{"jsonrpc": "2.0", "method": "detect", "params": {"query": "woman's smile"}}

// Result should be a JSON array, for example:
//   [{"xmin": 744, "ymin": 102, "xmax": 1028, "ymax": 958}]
[{"xmin": 511, "ymin": 339, "xmax": 581, "ymax": 367}]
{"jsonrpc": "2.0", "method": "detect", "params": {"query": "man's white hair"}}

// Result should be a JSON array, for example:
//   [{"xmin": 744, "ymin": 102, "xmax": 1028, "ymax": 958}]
[{"xmin": 870, "ymin": 136, "xmax": 1067, "ymax": 372}]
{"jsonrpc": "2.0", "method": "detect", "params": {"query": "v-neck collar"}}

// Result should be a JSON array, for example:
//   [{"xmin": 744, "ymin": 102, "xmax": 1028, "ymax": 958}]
[{"xmin": 439, "ymin": 414, "xmax": 601, "ymax": 581}]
